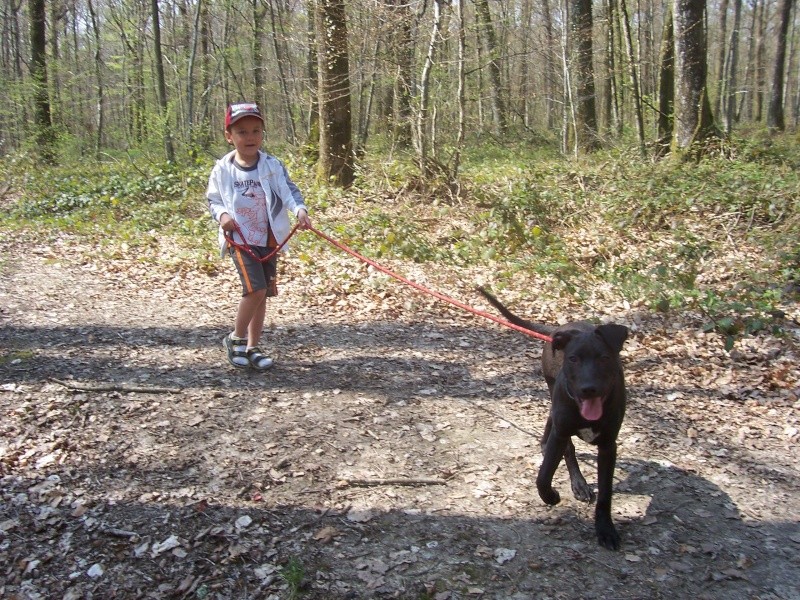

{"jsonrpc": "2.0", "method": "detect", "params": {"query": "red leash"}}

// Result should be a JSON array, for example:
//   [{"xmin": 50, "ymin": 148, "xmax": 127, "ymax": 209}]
[
  {"xmin": 222, "ymin": 222, "xmax": 553, "ymax": 343},
  {"xmin": 308, "ymin": 226, "xmax": 552, "ymax": 343}
]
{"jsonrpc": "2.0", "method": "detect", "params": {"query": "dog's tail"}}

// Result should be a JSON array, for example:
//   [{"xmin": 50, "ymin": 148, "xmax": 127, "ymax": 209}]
[{"xmin": 476, "ymin": 287, "xmax": 555, "ymax": 337}]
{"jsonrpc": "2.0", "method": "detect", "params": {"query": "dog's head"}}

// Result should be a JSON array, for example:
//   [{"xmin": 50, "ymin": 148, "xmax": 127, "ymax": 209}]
[{"xmin": 552, "ymin": 324, "xmax": 628, "ymax": 421}]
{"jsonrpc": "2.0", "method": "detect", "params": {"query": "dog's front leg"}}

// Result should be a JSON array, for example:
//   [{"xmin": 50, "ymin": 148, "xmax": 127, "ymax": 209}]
[
  {"xmin": 595, "ymin": 441, "xmax": 620, "ymax": 550},
  {"xmin": 537, "ymin": 433, "xmax": 568, "ymax": 505},
  {"xmin": 564, "ymin": 439, "xmax": 595, "ymax": 503}
]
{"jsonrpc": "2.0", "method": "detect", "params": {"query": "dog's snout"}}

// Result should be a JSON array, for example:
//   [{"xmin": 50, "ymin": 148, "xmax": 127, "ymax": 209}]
[{"xmin": 579, "ymin": 384, "xmax": 600, "ymax": 398}]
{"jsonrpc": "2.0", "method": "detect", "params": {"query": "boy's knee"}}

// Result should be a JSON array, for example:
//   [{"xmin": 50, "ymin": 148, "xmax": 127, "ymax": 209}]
[{"xmin": 247, "ymin": 288, "xmax": 268, "ymax": 301}]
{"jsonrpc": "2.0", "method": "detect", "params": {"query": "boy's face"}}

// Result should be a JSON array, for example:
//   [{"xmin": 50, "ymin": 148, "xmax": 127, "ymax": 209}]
[{"xmin": 225, "ymin": 116, "xmax": 264, "ymax": 164}]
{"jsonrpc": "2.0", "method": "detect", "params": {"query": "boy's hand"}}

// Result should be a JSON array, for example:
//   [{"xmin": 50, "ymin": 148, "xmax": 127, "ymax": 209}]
[
  {"xmin": 297, "ymin": 209, "xmax": 312, "ymax": 230},
  {"xmin": 219, "ymin": 213, "xmax": 236, "ymax": 232}
]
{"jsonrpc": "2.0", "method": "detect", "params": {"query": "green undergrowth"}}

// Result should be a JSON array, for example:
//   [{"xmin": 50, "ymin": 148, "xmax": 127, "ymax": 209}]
[{"xmin": 2, "ymin": 135, "xmax": 798, "ymax": 348}]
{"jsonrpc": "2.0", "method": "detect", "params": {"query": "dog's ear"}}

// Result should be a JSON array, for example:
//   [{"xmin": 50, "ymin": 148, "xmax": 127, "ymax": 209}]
[
  {"xmin": 552, "ymin": 329, "xmax": 580, "ymax": 351},
  {"xmin": 595, "ymin": 324, "xmax": 628, "ymax": 353}
]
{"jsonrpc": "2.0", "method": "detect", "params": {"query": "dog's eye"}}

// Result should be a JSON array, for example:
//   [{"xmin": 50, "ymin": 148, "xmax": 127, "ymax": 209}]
[{"xmin": 568, "ymin": 355, "xmax": 579, "ymax": 364}]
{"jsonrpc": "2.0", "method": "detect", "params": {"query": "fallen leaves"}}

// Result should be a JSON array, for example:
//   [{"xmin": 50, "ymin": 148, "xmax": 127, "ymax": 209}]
[
  {"xmin": 1, "ymin": 226, "xmax": 799, "ymax": 598},
  {"xmin": 314, "ymin": 526, "xmax": 340, "ymax": 543}
]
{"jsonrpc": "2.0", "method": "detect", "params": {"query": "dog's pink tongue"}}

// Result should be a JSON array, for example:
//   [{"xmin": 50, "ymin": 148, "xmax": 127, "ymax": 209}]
[{"xmin": 580, "ymin": 397, "xmax": 603, "ymax": 421}]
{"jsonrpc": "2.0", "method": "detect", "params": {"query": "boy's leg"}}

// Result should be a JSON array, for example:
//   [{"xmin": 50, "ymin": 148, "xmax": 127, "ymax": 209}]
[
  {"xmin": 228, "ymin": 244, "xmax": 277, "ymax": 370},
  {"xmin": 234, "ymin": 288, "xmax": 267, "ymax": 342},
  {"xmin": 247, "ymin": 292, "xmax": 268, "ymax": 347}
]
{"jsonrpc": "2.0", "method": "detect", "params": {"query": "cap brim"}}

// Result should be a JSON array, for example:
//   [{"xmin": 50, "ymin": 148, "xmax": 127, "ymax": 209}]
[{"xmin": 228, "ymin": 114, "xmax": 264, "ymax": 126}]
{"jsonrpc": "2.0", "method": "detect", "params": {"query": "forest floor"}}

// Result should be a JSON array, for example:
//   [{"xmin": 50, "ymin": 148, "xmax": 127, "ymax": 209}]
[{"xmin": 1, "ymin": 220, "xmax": 799, "ymax": 600}]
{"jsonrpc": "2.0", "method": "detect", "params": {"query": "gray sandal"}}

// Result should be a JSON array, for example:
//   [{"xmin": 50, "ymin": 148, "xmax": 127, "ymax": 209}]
[
  {"xmin": 224, "ymin": 333, "xmax": 249, "ymax": 368},
  {"xmin": 247, "ymin": 347, "xmax": 273, "ymax": 371}
]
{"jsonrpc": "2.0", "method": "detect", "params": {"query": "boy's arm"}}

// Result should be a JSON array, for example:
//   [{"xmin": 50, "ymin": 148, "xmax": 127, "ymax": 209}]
[
  {"xmin": 206, "ymin": 166, "xmax": 229, "ymax": 223},
  {"xmin": 277, "ymin": 161, "xmax": 307, "ymax": 215},
  {"xmin": 281, "ymin": 164, "xmax": 312, "ymax": 229}
]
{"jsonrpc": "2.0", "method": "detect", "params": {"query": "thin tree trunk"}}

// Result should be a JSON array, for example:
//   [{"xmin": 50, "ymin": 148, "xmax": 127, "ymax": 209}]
[
  {"xmin": 357, "ymin": 37, "xmax": 380, "ymax": 150},
  {"xmin": 186, "ymin": 0, "xmax": 203, "ymax": 151},
  {"xmin": 657, "ymin": 7, "xmax": 674, "ymax": 150},
  {"xmin": 755, "ymin": 0, "xmax": 768, "ymax": 121},
  {"xmin": 786, "ymin": 0, "xmax": 798, "ymax": 126},
  {"xmin": 267, "ymin": 0, "xmax": 297, "ymax": 143},
  {"xmin": 606, "ymin": 0, "xmax": 622, "ymax": 136},
  {"xmin": 416, "ymin": 0, "xmax": 446, "ymax": 175},
  {"xmin": 620, "ymin": 0, "xmax": 645, "ymax": 155},
  {"xmin": 714, "ymin": 0, "xmax": 729, "ymax": 117},
  {"xmin": 473, "ymin": 0, "xmax": 507, "ymax": 135},
  {"xmin": 48, "ymin": 0, "xmax": 62, "ymax": 128},
  {"xmin": 87, "ymin": 0, "xmax": 104, "ymax": 157},
  {"xmin": 306, "ymin": 0, "xmax": 318, "ymax": 139},
  {"xmin": 723, "ymin": 0, "xmax": 742, "ymax": 133},
  {"xmin": 542, "ymin": 0, "xmax": 557, "ymax": 130},
  {"xmin": 252, "ymin": 0, "xmax": 266, "ymax": 112},
  {"xmin": 767, "ymin": 0, "xmax": 794, "ymax": 130},
  {"xmin": 450, "ymin": 0, "xmax": 466, "ymax": 178},
  {"xmin": 520, "ymin": 0, "xmax": 532, "ymax": 127},
  {"xmin": 151, "ymin": 0, "xmax": 175, "ymax": 162},
  {"xmin": 562, "ymin": 1, "xmax": 576, "ymax": 155},
  {"xmin": 739, "ymin": 0, "xmax": 758, "ymax": 121}
]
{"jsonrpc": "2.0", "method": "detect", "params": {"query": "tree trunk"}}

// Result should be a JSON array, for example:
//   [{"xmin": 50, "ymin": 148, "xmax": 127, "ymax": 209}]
[
  {"xmin": 766, "ymin": 0, "xmax": 794, "ymax": 130},
  {"xmin": 738, "ymin": 0, "xmax": 758, "ymax": 121},
  {"xmin": 620, "ymin": 0, "xmax": 645, "ymax": 155},
  {"xmin": 392, "ymin": 0, "xmax": 414, "ymax": 147},
  {"xmin": 519, "ymin": 0, "xmax": 532, "ymax": 127},
  {"xmin": 252, "ymin": 0, "xmax": 266, "ymax": 113},
  {"xmin": 449, "ymin": 0, "xmax": 466, "ymax": 178},
  {"xmin": 151, "ymin": 0, "xmax": 175, "ymax": 162},
  {"xmin": 607, "ymin": 0, "xmax": 623, "ymax": 136},
  {"xmin": 28, "ymin": 0, "xmax": 55, "ymax": 161},
  {"xmin": 755, "ymin": 0, "xmax": 768, "ymax": 121},
  {"xmin": 48, "ymin": 0, "xmax": 62, "ymax": 128},
  {"xmin": 568, "ymin": 0, "xmax": 600, "ymax": 152},
  {"xmin": 267, "ymin": 0, "xmax": 298, "ymax": 143},
  {"xmin": 357, "ymin": 37, "xmax": 380, "ymax": 150},
  {"xmin": 657, "ymin": 7, "xmax": 674, "ymax": 149},
  {"xmin": 306, "ymin": 0, "xmax": 318, "ymax": 139},
  {"xmin": 315, "ymin": 0, "xmax": 354, "ymax": 187},
  {"xmin": 542, "ymin": 0, "xmax": 557, "ymax": 131},
  {"xmin": 186, "ymin": 0, "xmax": 201, "ymax": 130},
  {"xmin": 713, "ymin": 0, "xmax": 729, "ymax": 117},
  {"xmin": 723, "ymin": 0, "xmax": 742, "ymax": 133},
  {"xmin": 671, "ymin": 0, "xmax": 718, "ymax": 157},
  {"xmin": 602, "ymin": 0, "xmax": 615, "ymax": 135},
  {"xmin": 87, "ymin": 0, "xmax": 104, "ymax": 157},
  {"xmin": 416, "ymin": 0, "xmax": 446, "ymax": 175},
  {"xmin": 473, "ymin": 0, "xmax": 507, "ymax": 135}
]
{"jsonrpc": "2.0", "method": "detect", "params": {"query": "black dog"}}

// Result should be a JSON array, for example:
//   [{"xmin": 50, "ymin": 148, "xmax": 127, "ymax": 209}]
[{"xmin": 478, "ymin": 287, "xmax": 629, "ymax": 550}]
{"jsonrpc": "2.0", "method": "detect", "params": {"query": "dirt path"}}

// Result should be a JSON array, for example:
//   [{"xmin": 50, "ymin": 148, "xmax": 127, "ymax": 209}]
[{"xmin": 1, "ymin": 240, "xmax": 799, "ymax": 599}]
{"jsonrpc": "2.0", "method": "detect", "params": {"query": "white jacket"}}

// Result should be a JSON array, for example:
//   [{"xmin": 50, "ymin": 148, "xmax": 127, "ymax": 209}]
[{"xmin": 207, "ymin": 150, "xmax": 307, "ymax": 256}]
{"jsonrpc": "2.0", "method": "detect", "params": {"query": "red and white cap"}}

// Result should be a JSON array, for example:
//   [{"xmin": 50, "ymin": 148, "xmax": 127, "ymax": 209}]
[{"xmin": 225, "ymin": 102, "xmax": 263, "ymax": 129}]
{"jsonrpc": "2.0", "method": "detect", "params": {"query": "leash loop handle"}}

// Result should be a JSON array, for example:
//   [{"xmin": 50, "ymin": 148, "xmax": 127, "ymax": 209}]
[{"xmin": 223, "ymin": 220, "xmax": 300, "ymax": 263}]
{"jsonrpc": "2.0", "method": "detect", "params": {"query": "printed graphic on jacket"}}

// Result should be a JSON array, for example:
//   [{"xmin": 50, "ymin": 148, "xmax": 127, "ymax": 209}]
[{"xmin": 234, "ymin": 179, "xmax": 270, "ymax": 247}]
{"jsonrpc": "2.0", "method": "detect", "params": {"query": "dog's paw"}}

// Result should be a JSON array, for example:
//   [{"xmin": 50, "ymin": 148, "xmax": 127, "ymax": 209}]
[
  {"xmin": 596, "ymin": 522, "xmax": 621, "ymax": 551},
  {"xmin": 571, "ymin": 480, "xmax": 596, "ymax": 503},
  {"xmin": 538, "ymin": 487, "xmax": 561, "ymax": 505}
]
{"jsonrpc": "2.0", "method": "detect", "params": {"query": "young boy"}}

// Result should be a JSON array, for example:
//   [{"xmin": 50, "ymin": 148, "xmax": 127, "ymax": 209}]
[{"xmin": 207, "ymin": 102, "xmax": 312, "ymax": 370}]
